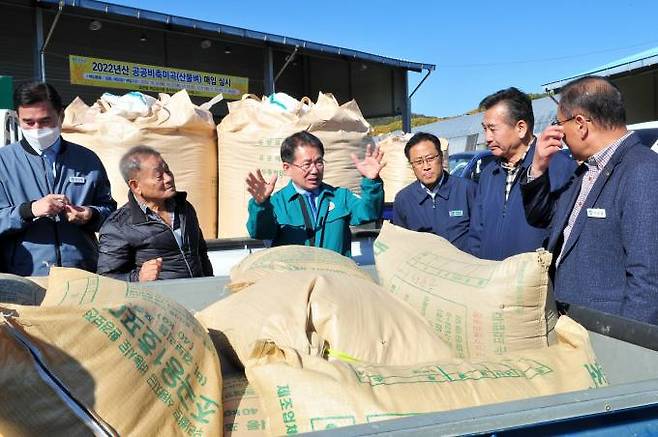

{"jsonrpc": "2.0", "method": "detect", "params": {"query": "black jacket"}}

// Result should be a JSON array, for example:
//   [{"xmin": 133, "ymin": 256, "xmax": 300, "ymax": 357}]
[{"xmin": 97, "ymin": 191, "xmax": 213, "ymax": 281}]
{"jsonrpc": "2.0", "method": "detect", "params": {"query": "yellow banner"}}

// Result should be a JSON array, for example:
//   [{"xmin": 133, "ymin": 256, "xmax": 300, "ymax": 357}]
[{"xmin": 69, "ymin": 55, "xmax": 248, "ymax": 99}]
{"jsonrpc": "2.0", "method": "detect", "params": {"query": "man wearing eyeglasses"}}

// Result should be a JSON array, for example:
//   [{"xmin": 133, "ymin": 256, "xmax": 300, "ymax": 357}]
[
  {"xmin": 522, "ymin": 76, "xmax": 658, "ymax": 324},
  {"xmin": 245, "ymin": 130, "xmax": 384, "ymax": 256},
  {"xmin": 391, "ymin": 132, "xmax": 476, "ymax": 250},
  {"xmin": 467, "ymin": 87, "xmax": 576, "ymax": 260}
]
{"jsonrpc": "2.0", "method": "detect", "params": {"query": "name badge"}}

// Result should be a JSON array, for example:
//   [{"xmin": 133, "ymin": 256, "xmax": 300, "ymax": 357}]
[
  {"xmin": 586, "ymin": 208, "xmax": 606, "ymax": 219},
  {"xmin": 449, "ymin": 210, "xmax": 464, "ymax": 217},
  {"xmin": 69, "ymin": 176, "xmax": 86, "ymax": 184}
]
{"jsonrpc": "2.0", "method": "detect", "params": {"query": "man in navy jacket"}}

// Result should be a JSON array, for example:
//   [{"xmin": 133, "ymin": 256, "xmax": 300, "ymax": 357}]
[
  {"xmin": 522, "ymin": 76, "xmax": 658, "ymax": 324},
  {"xmin": 0, "ymin": 82, "xmax": 116, "ymax": 276},
  {"xmin": 392, "ymin": 132, "xmax": 476, "ymax": 250},
  {"xmin": 467, "ymin": 87, "xmax": 576, "ymax": 260}
]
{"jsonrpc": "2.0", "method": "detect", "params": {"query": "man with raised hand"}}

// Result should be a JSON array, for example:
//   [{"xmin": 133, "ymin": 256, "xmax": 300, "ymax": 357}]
[
  {"xmin": 245, "ymin": 130, "xmax": 384, "ymax": 256},
  {"xmin": 522, "ymin": 76, "xmax": 658, "ymax": 324}
]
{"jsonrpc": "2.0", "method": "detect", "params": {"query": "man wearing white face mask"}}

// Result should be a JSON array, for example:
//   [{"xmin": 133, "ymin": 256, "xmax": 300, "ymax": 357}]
[{"xmin": 0, "ymin": 82, "xmax": 116, "ymax": 276}]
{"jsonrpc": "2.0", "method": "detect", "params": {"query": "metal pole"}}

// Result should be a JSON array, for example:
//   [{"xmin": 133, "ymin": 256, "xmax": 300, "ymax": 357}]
[
  {"xmin": 409, "ymin": 68, "xmax": 432, "ymax": 99},
  {"xmin": 264, "ymin": 46, "xmax": 275, "ymax": 95},
  {"xmin": 402, "ymin": 70, "xmax": 411, "ymax": 133},
  {"xmin": 35, "ymin": 8, "xmax": 45, "ymax": 81},
  {"xmin": 274, "ymin": 46, "xmax": 298, "ymax": 83},
  {"xmin": 36, "ymin": 0, "xmax": 65, "ymax": 82},
  {"xmin": 41, "ymin": 0, "xmax": 65, "ymax": 54}
]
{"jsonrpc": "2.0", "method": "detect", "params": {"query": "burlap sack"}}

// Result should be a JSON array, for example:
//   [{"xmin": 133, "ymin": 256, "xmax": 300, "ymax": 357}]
[
  {"xmin": 227, "ymin": 245, "xmax": 373, "ymax": 292},
  {"xmin": 62, "ymin": 90, "xmax": 220, "ymax": 238},
  {"xmin": 0, "ymin": 273, "xmax": 45, "ymax": 305},
  {"xmin": 216, "ymin": 92, "xmax": 374, "ymax": 238},
  {"xmin": 246, "ymin": 316, "xmax": 607, "ymax": 435},
  {"xmin": 0, "ymin": 267, "xmax": 223, "ymax": 436},
  {"xmin": 196, "ymin": 271, "xmax": 452, "ymax": 368},
  {"xmin": 375, "ymin": 222, "xmax": 558, "ymax": 358},
  {"xmin": 376, "ymin": 133, "xmax": 449, "ymax": 203},
  {"xmin": 0, "ymin": 325, "xmax": 94, "ymax": 436},
  {"xmin": 223, "ymin": 374, "xmax": 268, "ymax": 437}
]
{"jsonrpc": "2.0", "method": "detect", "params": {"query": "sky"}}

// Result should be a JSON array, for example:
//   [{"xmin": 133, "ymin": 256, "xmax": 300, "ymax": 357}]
[{"xmin": 110, "ymin": 0, "xmax": 658, "ymax": 118}]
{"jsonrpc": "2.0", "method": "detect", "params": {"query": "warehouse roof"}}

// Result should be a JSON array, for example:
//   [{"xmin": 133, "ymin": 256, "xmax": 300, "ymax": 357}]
[
  {"xmin": 414, "ymin": 96, "xmax": 558, "ymax": 139},
  {"xmin": 37, "ymin": 0, "xmax": 436, "ymax": 72},
  {"xmin": 543, "ymin": 46, "xmax": 658, "ymax": 91}
]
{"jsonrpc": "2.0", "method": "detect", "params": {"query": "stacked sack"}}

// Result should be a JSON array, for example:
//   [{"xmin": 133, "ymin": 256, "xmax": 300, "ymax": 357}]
[
  {"xmin": 62, "ymin": 90, "xmax": 221, "ymax": 238},
  {"xmin": 226, "ymin": 245, "xmax": 374, "ymax": 292},
  {"xmin": 216, "ymin": 92, "xmax": 374, "ymax": 238},
  {"xmin": 375, "ymin": 222, "xmax": 559, "ymax": 358},
  {"xmin": 376, "ymin": 133, "xmax": 450, "ymax": 203},
  {"xmin": 0, "ymin": 268, "xmax": 222, "ymax": 436},
  {"xmin": 246, "ymin": 316, "xmax": 605, "ymax": 435},
  {"xmin": 195, "ymin": 238, "xmax": 607, "ymax": 435}
]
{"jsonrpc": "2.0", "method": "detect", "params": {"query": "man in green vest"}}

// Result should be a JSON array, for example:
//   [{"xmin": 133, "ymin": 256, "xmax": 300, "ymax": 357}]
[{"xmin": 245, "ymin": 130, "xmax": 384, "ymax": 256}]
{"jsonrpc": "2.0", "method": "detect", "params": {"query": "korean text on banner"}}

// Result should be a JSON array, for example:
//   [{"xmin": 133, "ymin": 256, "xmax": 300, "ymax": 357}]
[{"xmin": 69, "ymin": 55, "xmax": 248, "ymax": 99}]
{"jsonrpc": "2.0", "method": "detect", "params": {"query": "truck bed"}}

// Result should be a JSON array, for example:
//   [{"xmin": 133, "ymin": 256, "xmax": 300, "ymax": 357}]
[{"xmin": 148, "ymin": 274, "xmax": 658, "ymax": 436}]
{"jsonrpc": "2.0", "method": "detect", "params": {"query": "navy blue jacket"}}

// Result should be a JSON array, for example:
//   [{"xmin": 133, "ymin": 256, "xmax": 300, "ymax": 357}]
[
  {"xmin": 522, "ymin": 133, "xmax": 658, "ymax": 324},
  {"xmin": 0, "ymin": 139, "xmax": 116, "ymax": 276},
  {"xmin": 467, "ymin": 141, "xmax": 576, "ymax": 260},
  {"xmin": 392, "ymin": 173, "xmax": 476, "ymax": 250}
]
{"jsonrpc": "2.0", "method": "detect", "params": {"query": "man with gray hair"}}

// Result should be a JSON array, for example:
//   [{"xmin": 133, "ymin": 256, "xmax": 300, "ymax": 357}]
[
  {"xmin": 522, "ymin": 75, "xmax": 658, "ymax": 324},
  {"xmin": 97, "ymin": 145, "xmax": 212, "ymax": 281}
]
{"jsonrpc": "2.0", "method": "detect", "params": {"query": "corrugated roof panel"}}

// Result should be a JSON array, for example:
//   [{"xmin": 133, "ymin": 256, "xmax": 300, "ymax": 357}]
[
  {"xmin": 415, "ymin": 96, "xmax": 557, "ymax": 139},
  {"xmin": 36, "ymin": 0, "xmax": 435, "ymax": 72},
  {"xmin": 543, "ymin": 46, "xmax": 658, "ymax": 91}
]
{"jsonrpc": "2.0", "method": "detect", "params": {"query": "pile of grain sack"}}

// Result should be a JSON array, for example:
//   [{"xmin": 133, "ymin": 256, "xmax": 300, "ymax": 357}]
[
  {"xmin": 62, "ymin": 90, "xmax": 438, "ymax": 239},
  {"xmin": 0, "ymin": 225, "xmax": 607, "ymax": 435},
  {"xmin": 197, "ymin": 222, "xmax": 608, "ymax": 436},
  {"xmin": 0, "ymin": 268, "xmax": 222, "ymax": 436},
  {"xmin": 62, "ymin": 90, "xmax": 221, "ymax": 239}
]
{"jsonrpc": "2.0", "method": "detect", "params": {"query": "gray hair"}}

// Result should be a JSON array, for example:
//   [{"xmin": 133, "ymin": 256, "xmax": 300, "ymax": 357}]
[
  {"xmin": 119, "ymin": 145, "xmax": 161, "ymax": 184},
  {"xmin": 559, "ymin": 76, "xmax": 626, "ymax": 130}
]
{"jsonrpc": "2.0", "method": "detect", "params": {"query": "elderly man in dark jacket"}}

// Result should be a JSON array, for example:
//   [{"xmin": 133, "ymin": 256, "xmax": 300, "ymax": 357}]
[
  {"xmin": 97, "ymin": 146, "xmax": 212, "ymax": 281},
  {"xmin": 522, "ymin": 76, "xmax": 658, "ymax": 324}
]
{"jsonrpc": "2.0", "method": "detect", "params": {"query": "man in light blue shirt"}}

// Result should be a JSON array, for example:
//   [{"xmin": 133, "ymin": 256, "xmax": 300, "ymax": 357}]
[{"xmin": 0, "ymin": 82, "xmax": 116, "ymax": 276}]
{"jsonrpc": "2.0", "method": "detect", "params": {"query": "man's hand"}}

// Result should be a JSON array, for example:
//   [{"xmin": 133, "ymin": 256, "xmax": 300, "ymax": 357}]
[
  {"xmin": 531, "ymin": 125, "xmax": 565, "ymax": 178},
  {"xmin": 65, "ymin": 205, "xmax": 93, "ymax": 225},
  {"xmin": 31, "ymin": 194, "xmax": 70, "ymax": 218},
  {"xmin": 139, "ymin": 257, "xmax": 162, "ymax": 282},
  {"xmin": 351, "ymin": 144, "xmax": 385, "ymax": 180},
  {"xmin": 246, "ymin": 169, "xmax": 278, "ymax": 204}
]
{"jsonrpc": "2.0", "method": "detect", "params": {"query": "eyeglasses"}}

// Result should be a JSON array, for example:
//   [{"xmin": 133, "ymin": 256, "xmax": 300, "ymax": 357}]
[
  {"xmin": 410, "ymin": 154, "xmax": 440, "ymax": 168},
  {"xmin": 552, "ymin": 116, "xmax": 576, "ymax": 126},
  {"xmin": 289, "ymin": 158, "xmax": 326, "ymax": 172},
  {"xmin": 551, "ymin": 115, "xmax": 592, "ymax": 126}
]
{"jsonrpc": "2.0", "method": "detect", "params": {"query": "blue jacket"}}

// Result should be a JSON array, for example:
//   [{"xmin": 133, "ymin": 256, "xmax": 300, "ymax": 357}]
[
  {"xmin": 0, "ymin": 139, "xmax": 116, "ymax": 276},
  {"xmin": 467, "ymin": 141, "xmax": 576, "ymax": 260},
  {"xmin": 392, "ymin": 173, "xmax": 477, "ymax": 251},
  {"xmin": 247, "ymin": 178, "xmax": 383, "ymax": 256},
  {"xmin": 522, "ymin": 133, "xmax": 658, "ymax": 324}
]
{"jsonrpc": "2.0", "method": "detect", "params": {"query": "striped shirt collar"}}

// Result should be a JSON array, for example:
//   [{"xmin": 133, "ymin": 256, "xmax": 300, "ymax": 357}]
[
  {"xmin": 585, "ymin": 131, "xmax": 632, "ymax": 171},
  {"xmin": 500, "ymin": 141, "xmax": 532, "ymax": 171}
]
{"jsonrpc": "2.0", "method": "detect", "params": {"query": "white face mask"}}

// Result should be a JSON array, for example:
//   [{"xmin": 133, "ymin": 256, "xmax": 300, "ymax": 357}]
[{"xmin": 21, "ymin": 126, "xmax": 61, "ymax": 151}]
